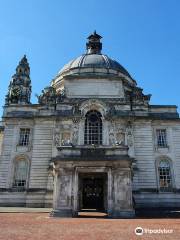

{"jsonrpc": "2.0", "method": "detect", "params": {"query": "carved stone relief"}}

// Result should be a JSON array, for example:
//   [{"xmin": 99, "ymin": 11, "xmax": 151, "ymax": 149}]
[
  {"xmin": 126, "ymin": 122, "xmax": 133, "ymax": 147},
  {"xmin": 71, "ymin": 118, "xmax": 80, "ymax": 145},
  {"xmin": 109, "ymin": 121, "xmax": 126, "ymax": 146},
  {"xmin": 116, "ymin": 131, "xmax": 125, "ymax": 145},
  {"xmin": 54, "ymin": 123, "xmax": 72, "ymax": 147},
  {"xmin": 58, "ymin": 172, "xmax": 72, "ymax": 207},
  {"xmin": 61, "ymin": 132, "xmax": 71, "ymax": 146},
  {"xmin": 72, "ymin": 125, "xmax": 78, "ymax": 145},
  {"xmin": 54, "ymin": 129, "xmax": 60, "ymax": 147},
  {"xmin": 79, "ymin": 99, "xmax": 108, "ymax": 117},
  {"xmin": 109, "ymin": 121, "xmax": 116, "ymax": 145}
]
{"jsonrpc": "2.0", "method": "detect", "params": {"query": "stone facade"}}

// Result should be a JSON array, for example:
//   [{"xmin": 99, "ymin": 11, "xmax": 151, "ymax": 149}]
[
  {"xmin": 0, "ymin": 124, "xmax": 4, "ymax": 156},
  {"xmin": 0, "ymin": 32, "xmax": 180, "ymax": 217}
]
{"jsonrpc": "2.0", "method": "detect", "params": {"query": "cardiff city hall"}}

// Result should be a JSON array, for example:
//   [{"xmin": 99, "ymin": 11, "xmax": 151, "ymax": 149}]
[{"xmin": 0, "ymin": 32, "xmax": 180, "ymax": 218}]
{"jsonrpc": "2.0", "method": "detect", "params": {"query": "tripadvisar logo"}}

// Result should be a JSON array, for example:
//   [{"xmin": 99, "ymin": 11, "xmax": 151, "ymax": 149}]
[
  {"xmin": 135, "ymin": 227, "xmax": 144, "ymax": 235},
  {"xmin": 135, "ymin": 226, "xmax": 174, "ymax": 236}
]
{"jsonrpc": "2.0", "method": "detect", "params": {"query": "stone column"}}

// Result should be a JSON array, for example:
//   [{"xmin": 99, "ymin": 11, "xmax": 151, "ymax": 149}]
[
  {"xmin": 111, "ymin": 168, "xmax": 135, "ymax": 218},
  {"xmin": 72, "ymin": 167, "xmax": 79, "ymax": 216},
  {"xmin": 107, "ymin": 168, "xmax": 113, "ymax": 214},
  {"xmin": 51, "ymin": 167, "xmax": 73, "ymax": 217},
  {"xmin": 78, "ymin": 118, "xmax": 85, "ymax": 145},
  {"xmin": 103, "ymin": 120, "xmax": 109, "ymax": 145}
]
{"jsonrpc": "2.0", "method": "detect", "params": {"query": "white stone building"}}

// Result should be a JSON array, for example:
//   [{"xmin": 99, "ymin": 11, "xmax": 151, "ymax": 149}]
[{"xmin": 0, "ymin": 32, "xmax": 180, "ymax": 217}]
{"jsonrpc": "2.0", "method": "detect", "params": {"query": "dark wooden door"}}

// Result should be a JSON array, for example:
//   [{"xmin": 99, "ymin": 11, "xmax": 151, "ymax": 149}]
[{"xmin": 82, "ymin": 178, "xmax": 104, "ymax": 210}]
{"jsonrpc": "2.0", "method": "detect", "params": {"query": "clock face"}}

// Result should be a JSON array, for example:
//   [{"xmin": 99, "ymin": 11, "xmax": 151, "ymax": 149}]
[{"xmin": 11, "ymin": 86, "xmax": 20, "ymax": 96}]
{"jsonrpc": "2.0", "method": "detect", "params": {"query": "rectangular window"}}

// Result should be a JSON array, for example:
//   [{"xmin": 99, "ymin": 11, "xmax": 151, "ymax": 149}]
[
  {"xmin": 19, "ymin": 128, "xmax": 30, "ymax": 146},
  {"xmin": 156, "ymin": 129, "xmax": 167, "ymax": 147}
]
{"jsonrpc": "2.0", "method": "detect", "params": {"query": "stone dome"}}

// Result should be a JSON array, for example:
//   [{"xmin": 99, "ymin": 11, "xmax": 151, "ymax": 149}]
[
  {"xmin": 52, "ymin": 32, "xmax": 136, "ymax": 96},
  {"xmin": 55, "ymin": 31, "xmax": 132, "ymax": 80},
  {"xmin": 58, "ymin": 53, "xmax": 131, "ymax": 78}
]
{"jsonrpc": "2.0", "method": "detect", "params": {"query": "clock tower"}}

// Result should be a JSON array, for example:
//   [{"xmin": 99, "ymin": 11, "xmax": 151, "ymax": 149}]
[{"xmin": 5, "ymin": 55, "xmax": 31, "ymax": 105}]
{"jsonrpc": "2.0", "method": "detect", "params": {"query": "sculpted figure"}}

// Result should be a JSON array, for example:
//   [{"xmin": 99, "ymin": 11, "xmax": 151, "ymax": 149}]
[
  {"xmin": 72, "ymin": 125, "xmax": 78, "ymax": 145},
  {"xmin": 54, "ymin": 133, "xmax": 60, "ymax": 146},
  {"xmin": 126, "ymin": 122, "xmax": 133, "ymax": 147},
  {"xmin": 109, "ymin": 132, "xmax": 115, "ymax": 145},
  {"xmin": 116, "ymin": 131, "xmax": 125, "ymax": 145}
]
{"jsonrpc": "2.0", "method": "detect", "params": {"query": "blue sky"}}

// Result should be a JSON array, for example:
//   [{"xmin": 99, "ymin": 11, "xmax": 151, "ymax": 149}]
[{"xmin": 0, "ymin": 0, "xmax": 180, "ymax": 117}]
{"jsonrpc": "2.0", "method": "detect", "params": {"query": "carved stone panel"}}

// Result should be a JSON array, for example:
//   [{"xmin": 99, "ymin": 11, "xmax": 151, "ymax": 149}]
[
  {"xmin": 61, "ymin": 132, "xmax": 71, "ymax": 146},
  {"xmin": 116, "ymin": 132, "xmax": 125, "ymax": 145},
  {"xmin": 57, "ymin": 169, "xmax": 72, "ymax": 208},
  {"xmin": 54, "ymin": 122, "xmax": 73, "ymax": 147},
  {"xmin": 109, "ymin": 121, "xmax": 126, "ymax": 146},
  {"xmin": 112, "ymin": 170, "xmax": 133, "ymax": 211}
]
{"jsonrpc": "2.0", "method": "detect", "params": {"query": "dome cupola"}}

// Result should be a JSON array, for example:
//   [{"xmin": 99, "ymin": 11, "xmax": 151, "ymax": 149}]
[{"xmin": 86, "ymin": 31, "xmax": 102, "ymax": 54}]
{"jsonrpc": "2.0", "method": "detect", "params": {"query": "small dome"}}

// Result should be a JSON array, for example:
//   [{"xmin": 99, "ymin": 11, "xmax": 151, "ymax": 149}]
[{"xmin": 58, "ymin": 53, "xmax": 131, "ymax": 78}]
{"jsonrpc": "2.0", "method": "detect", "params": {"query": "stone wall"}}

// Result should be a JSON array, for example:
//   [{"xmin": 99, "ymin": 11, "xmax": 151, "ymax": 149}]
[
  {"xmin": 29, "ymin": 118, "xmax": 53, "ymax": 189},
  {"xmin": 133, "ymin": 120, "xmax": 180, "ymax": 208},
  {"xmin": 0, "ymin": 129, "xmax": 4, "ymax": 156},
  {"xmin": 0, "ymin": 123, "xmax": 15, "ymax": 188},
  {"xmin": 65, "ymin": 78, "xmax": 124, "ymax": 98},
  {"xmin": 133, "ymin": 120, "xmax": 157, "ymax": 190}
]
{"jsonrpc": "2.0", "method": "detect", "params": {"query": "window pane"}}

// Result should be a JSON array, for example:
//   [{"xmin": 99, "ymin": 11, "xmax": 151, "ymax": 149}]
[
  {"xmin": 158, "ymin": 160, "xmax": 171, "ymax": 190},
  {"xmin": 156, "ymin": 129, "xmax": 167, "ymax": 147},
  {"xmin": 13, "ymin": 160, "xmax": 28, "ymax": 188},
  {"xmin": 84, "ymin": 110, "xmax": 102, "ymax": 145},
  {"xmin": 19, "ymin": 128, "xmax": 30, "ymax": 146}
]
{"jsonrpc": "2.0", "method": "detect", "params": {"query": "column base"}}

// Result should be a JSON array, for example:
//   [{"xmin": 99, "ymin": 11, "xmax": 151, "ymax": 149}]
[
  {"xmin": 50, "ymin": 209, "xmax": 73, "ymax": 217},
  {"xmin": 109, "ymin": 209, "xmax": 135, "ymax": 218}
]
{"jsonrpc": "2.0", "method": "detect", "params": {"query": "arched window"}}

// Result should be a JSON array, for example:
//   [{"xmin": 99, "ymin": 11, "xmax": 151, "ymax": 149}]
[
  {"xmin": 13, "ymin": 158, "xmax": 28, "ymax": 189},
  {"xmin": 158, "ymin": 160, "xmax": 172, "ymax": 191},
  {"xmin": 84, "ymin": 110, "xmax": 102, "ymax": 145}
]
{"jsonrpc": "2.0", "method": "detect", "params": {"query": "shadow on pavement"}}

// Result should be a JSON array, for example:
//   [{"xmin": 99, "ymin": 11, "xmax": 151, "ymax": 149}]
[{"xmin": 135, "ymin": 208, "xmax": 180, "ymax": 219}]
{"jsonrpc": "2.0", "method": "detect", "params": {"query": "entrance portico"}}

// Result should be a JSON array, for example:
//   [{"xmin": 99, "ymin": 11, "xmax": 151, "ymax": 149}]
[
  {"xmin": 74, "ymin": 167, "xmax": 109, "ymax": 215},
  {"xmin": 51, "ymin": 146, "xmax": 135, "ymax": 218}
]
